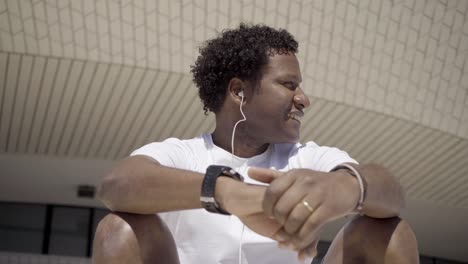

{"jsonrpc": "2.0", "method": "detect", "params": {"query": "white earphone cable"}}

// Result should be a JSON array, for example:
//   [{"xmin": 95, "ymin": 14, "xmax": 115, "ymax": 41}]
[
  {"xmin": 230, "ymin": 93, "xmax": 247, "ymax": 264},
  {"xmin": 231, "ymin": 94, "xmax": 247, "ymax": 165}
]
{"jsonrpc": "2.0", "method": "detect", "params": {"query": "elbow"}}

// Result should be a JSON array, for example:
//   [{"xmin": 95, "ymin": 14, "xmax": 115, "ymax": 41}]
[{"xmin": 389, "ymin": 187, "xmax": 405, "ymax": 217}]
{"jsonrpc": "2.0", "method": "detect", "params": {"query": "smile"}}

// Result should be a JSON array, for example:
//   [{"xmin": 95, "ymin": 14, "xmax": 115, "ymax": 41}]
[{"xmin": 289, "ymin": 113, "xmax": 302, "ymax": 123}]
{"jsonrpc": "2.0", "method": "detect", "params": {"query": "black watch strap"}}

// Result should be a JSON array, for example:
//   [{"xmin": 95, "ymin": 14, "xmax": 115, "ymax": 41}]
[{"xmin": 200, "ymin": 165, "xmax": 243, "ymax": 215}]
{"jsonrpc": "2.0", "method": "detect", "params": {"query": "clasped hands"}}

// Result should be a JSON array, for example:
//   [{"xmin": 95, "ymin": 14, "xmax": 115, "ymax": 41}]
[{"xmin": 220, "ymin": 167, "xmax": 360, "ymax": 261}]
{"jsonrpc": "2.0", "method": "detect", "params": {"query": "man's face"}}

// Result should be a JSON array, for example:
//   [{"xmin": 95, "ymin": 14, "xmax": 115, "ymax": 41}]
[{"xmin": 243, "ymin": 52, "xmax": 310, "ymax": 144}]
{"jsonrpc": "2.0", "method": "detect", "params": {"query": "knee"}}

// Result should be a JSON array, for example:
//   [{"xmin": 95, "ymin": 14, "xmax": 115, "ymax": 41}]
[
  {"xmin": 93, "ymin": 213, "xmax": 142, "ymax": 263},
  {"xmin": 384, "ymin": 217, "xmax": 419, "ymax": 263},
  {"xmin": 344, "ymin": 216, "xmax": 419, "ymax": 263},
  {"xmin": 92, "ymin": 212, "xmax": 179, "ymax": 264}
]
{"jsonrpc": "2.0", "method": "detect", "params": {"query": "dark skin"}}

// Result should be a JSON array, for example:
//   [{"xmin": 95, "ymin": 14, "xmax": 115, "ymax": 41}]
[
  {"xmin": 98, "ymin": 52, "xmax": 406, "ymax": 261},
  {"xmin": 213, "ymin": 52, "xmax": 308, "ymax": 156}
]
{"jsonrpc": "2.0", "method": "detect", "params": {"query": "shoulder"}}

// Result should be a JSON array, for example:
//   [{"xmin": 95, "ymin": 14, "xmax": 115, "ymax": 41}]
[
  {"xmin": 130, "ymin": 134, "xmax": 209, "ymax": 169},
  {"xmin": 132, "ymin": 134, "xmax": 207, "ymax": 154},
  {"xmin": 276, "ymin": 140, "xmax": 357, "ymax": 172}
]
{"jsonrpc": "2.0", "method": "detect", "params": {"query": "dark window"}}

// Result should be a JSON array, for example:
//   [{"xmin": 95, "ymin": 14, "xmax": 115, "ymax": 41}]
[
  {"xmin": 0, "ymin": 203, "xmax": 46, "ymax": 253},
  {"xmin": 48, "ymin": 206, "xmax": 90, "ymax": 256}
]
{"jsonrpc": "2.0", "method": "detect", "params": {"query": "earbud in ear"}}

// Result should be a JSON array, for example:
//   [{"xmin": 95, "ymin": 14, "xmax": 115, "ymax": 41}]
[{"xmin": 238, "ymin": 90, "xmax": 244, "ymax": 97}]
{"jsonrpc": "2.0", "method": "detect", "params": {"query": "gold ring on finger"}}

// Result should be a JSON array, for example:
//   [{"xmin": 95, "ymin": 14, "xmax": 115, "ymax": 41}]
[{"xmin": 302, "ymin": 200, "xmax": 315, "ymax": 213}]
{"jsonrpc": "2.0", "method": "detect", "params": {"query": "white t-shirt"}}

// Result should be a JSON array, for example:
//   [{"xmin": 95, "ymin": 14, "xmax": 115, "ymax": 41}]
[{"xmin": 131, "ymin": 133, "xmax": 357, "ymax": 264}]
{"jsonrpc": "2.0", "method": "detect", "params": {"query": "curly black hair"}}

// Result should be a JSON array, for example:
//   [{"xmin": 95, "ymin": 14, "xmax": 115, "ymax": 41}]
[{"xmin": 191, "ymin": 23, "xmax": 298, "ymax": 113}]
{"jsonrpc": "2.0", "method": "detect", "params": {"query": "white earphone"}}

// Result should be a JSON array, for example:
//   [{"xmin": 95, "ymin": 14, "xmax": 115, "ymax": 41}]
[{"xmin": 231, "ymin": 90, "xmax": 246, "ymax": 159}]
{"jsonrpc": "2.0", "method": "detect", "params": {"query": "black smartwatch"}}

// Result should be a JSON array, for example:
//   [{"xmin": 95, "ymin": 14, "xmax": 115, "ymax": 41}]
[{"xmin": 200, "ymin": 165, "xmax": 244, "ymax": 215}]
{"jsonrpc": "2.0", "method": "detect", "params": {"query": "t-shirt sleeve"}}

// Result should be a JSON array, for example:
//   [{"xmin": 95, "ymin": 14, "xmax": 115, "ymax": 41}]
[
  {"xmin": 130, "ymin": 137, "xmax": 192, "ymax": 170},
  {"xmin": 294, "ymin": 141, "xmax": 358, "ymax": 172}
]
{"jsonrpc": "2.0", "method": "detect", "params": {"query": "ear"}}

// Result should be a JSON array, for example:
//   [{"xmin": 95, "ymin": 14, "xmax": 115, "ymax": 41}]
[{"xmin": 227, "ymin": 77, "xmax": 245, "ymax": 104}]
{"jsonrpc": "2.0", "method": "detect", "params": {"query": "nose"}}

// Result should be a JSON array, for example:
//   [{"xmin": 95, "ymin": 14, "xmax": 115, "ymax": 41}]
[{"xmin": 293, "ymin": 88, "xmax": 310, "ymax": 111}]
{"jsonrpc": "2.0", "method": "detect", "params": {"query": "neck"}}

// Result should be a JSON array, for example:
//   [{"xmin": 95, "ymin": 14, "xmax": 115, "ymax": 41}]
[{"xmin": 212, "ymin": 118, "xmax": 269, "ymax": 158}]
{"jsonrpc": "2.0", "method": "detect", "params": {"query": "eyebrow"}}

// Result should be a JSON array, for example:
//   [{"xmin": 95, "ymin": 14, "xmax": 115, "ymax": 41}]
[{"xmin": 278, "ymin": 74, "xmax": 302, "ymax": 83}]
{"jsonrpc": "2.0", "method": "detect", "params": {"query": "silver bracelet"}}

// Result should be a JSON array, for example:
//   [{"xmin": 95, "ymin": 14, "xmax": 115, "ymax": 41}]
[{"xmin": 332, "ymin": 163, "xmax": 367, "ymax": 214}]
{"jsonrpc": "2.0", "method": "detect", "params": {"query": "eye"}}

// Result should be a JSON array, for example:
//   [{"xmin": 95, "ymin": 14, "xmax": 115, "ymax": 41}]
[{"xmin": 282, "ymin": 81, "xmax": 298, "ymax": 90}]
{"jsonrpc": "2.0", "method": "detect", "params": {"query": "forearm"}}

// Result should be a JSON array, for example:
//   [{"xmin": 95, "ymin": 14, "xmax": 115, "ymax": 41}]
[
  {"xmin": 351, "ymin": 163, "xmax": 405, "ymax": 218},
  {"xmin": 98, "ymin": 155, "xmax": 204, "ymax": 214}
]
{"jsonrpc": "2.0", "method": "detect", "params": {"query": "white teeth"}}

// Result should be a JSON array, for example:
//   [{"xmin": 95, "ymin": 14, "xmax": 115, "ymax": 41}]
[{"xmin": 290, "ymin": 114, "xmax": 301, "ymax": 121}]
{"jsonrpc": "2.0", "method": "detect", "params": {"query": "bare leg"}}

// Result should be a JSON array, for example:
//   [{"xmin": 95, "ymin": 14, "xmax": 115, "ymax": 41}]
[
  {"xmin": 92, "ymin": 212, "xmax": 179, "ymax": 264},
  {"xmin": 322, "ymin": 216, "xmax": 419, "ymax": 264}
]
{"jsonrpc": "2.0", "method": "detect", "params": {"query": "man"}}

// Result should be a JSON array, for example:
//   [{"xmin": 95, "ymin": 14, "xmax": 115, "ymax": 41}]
[{"xmin": 93, "ymin": 24, "xmax": 419, "ymax": 264}]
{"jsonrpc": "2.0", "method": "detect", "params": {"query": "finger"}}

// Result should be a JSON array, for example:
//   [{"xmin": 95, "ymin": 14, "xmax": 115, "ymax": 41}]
[
  {"xmin": 278, "ymin": 241, "xmax": 295, "ymax": 250},
  {"xmin": 297, "ymin": 240, "xmax": 318, "ymax": 262},
  {"xmin": 263, "ymin": 171, "xmax": 296, "ymax": 218},
  {"xmin": 273, "ymin": 227, "xmax": 292, "ymax": 242},
  {"xmin": 283, "ymin": 197, "xmax": 317, "ymax": 234},
  {"xmin": 248, "ymin": 167, "xmax": 283, "ymax": 184},
  {"xmin": 271, "ymin": 181, "xmax": 307, "ymax": 225},
  {"xmin": 289, "ymin": 208, "xmax": 324, "ymax": 250}
]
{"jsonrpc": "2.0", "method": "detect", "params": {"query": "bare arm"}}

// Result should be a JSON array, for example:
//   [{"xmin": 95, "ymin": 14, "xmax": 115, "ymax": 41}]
[
  {"xmin": 247, "ymin": 163, "xmax": 405, "ymax": 255},
  {"xmin": 98, "ymin": 154, "xmax": 283, "ymax": 238},
  {"xmin": 348, "ymin": 163, "xmax": 405, "ymax": 218},
  {"xmin": 98, "ymin": 155, "xmax": 271, "ymax": 217},
  {"xmin": 98, "ymin": 155, "xmax": 205, "ymax": 214}
]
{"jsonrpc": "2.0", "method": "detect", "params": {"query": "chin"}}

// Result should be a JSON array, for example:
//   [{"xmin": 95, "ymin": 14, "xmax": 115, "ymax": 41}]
[
  {"xmin": 287, "ymin": 129, "xmax": 301, "ymax": 142},
  {"xmin": 288, "ymin": 136, "xmax": 300, "ymax": 143}
]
